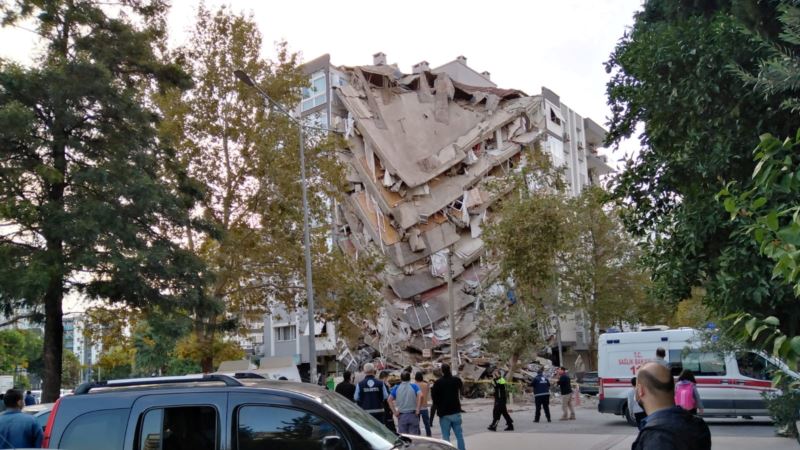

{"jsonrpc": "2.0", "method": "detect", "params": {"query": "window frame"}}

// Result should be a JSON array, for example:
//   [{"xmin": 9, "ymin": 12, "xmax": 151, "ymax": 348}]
[
  {"xmin": 133, "ymin": 404, "xmax": 221, "ymax": 450},
  {"xmin": 232, "ymin": 403, "xmax": 351, "ymax": 450},
  {"xmin": 301, "ymin": 71, "xmax": 327, "ymax": 112},
  {"xmin": 275, "ymin": 325, "xmax": 297, "ymax": 342}
]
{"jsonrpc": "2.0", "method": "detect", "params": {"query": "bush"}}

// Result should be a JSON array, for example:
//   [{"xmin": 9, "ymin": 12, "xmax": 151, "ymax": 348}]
[{"xmin": 765, "ymin": 390, "xmax": 800, "ymax": 437}]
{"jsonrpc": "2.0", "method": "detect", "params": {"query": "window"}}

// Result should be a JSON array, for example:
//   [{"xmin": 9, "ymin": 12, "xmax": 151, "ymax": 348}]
[
  {"xmin": 60, "ymin": 409, "xmax": 129, "ymax": 450},
  {"xmin": 736, "ymin": 352, "xmax": 779, "ymax": 381},
  {"xmin": 549, "ymin": 107, "xmax": 562, "ymax": 126},
  {"xmin": 276, "ymin": 325, "xmax": 297, "ymax": 342},
  {"xmin": 670, "ymin": 350, "xmax": 726, "ymax": 376},
  {"xmin": 302, "ymin": 71, "xmax": 327, "ymax": 112},
  {"xmin": 236, "ymin": 405, "xmax": 347, "ymax": 450},
  {"xmin": 136, "ymin": 406, "xmax": 218, "ymax": 450}
]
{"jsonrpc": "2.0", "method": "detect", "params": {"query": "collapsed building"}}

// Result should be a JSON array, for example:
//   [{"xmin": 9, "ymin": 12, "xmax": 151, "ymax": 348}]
[{"xmin": 283, "ymin": 53, "xmax": 613, "ymax": 377}]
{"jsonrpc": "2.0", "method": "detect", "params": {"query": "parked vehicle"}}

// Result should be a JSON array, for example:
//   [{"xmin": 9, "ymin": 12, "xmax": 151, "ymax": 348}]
[
  {"xmin": 23, "ymin": 402, "xmax": 54, "ymax": 431},
  {"xmin": 597, "ymin": 328, "xmax": 799, "ymax": 422},
  {"xmin": 578, "ymin": 371, "xmax": 599, "ymax": 396},
  {"xmin": 43, "ymin": 374, "xmax": 455, "ymax": 450}
]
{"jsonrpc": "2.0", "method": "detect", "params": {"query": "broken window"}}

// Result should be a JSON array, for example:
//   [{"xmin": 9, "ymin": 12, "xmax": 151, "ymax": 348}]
[{"xmin": 549, "ymin": 107, "xmax": 562, "ymax": 126}]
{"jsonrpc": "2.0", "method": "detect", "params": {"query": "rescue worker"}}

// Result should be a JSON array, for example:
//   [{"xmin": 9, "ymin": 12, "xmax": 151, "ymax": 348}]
[
  {"xmin": 488, "ymin": 368, "xmax": 514, "ymax": 431},
  {"xmin": 355, "ymin": 363, "xmax": 390, "ymax": 426}
]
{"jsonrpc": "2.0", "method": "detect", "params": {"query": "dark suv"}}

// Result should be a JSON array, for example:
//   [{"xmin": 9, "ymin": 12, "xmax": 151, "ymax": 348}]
[{"xmin": 43, "ymin": 374, "xmax": 453, "ymax": 450}]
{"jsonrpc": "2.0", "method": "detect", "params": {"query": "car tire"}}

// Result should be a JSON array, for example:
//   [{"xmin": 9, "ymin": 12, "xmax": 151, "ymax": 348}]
[{"xmin": 623, "ymin": 404, "xmax": 636, "ymax": 427}]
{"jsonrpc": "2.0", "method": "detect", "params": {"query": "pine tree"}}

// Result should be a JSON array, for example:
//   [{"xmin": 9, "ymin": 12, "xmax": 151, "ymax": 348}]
[{"xmin": 0, "ymin": 1, "xmax": 209, "ymax": 401}]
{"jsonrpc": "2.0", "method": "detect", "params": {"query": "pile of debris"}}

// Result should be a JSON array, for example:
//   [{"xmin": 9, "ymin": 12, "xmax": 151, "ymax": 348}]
[{"xmin": 331, "ymin": 64, "xmax": 546, "ymax": 374}]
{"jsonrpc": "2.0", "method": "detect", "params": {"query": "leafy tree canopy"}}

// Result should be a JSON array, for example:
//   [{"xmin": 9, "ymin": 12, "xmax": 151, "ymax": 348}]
[{"xmin": 605, "ymin": 0, "xmax": 798, "ymax": 335}]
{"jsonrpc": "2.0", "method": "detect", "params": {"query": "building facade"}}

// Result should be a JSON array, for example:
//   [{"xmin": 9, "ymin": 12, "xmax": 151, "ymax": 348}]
[{"xmin": 263, "ymin": 52, "xmax": 613, "ymax": 373}]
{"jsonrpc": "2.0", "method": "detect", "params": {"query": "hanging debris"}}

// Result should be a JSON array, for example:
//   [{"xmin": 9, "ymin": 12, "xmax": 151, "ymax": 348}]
[{"xmin": 332, "ymin": 63, "xmax": 547, "ymax": 376}]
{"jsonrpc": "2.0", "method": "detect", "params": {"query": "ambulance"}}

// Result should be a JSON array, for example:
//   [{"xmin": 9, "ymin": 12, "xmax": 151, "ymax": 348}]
[{"xmin": 597, "ymin": 328, "xmax": 799, "ymax": 422}]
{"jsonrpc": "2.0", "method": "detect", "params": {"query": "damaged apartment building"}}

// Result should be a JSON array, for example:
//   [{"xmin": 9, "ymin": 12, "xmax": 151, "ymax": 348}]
[{"xmin": 276, "ymin": 53, "xmax": 613, "ymax": 372}]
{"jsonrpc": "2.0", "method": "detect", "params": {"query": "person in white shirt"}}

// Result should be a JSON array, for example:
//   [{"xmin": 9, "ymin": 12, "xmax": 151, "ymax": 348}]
[{"xmin": 628, "ymin": 376, "xmax": 646, "ymax": 428}]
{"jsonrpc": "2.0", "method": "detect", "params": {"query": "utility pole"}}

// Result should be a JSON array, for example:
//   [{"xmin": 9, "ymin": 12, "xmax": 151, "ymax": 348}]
[{"xmin": 445, "ymin": 249, "xmax": 457, "ymax": 373}]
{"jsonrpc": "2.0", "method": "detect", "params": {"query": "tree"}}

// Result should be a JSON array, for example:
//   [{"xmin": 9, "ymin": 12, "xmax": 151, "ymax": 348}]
[
  {"xmin": 559, "ymin": 187, "xmax": 659, "ymax": 368},
  {"xmin": 0, "ymin": 1, "xmax": 211, "ymax": 401},
  {"xmin": 158, "ymin": 5, "xmax": 380, "ymax": 370},
  {"xmin": 483, "ymin": 148, "xmax": 572, "ymax": 375},
  {"xmin": 605, "ymin": 0, "xmax": 799, "ymax": 339},
  {"xmin": 0, "ymin": 328, "xmax": 41, "ymax": 374},
  {"xmin": 715, "ymin": 2, "xmax": 800, "ymax": 372},
  {"xmin": 61, "ymin": 351, "xmax": 81, "ymax": 389}
]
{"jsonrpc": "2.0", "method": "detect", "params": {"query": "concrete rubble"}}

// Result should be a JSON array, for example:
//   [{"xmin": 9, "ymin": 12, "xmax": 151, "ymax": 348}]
[{"xmin": 330, "ymin": 63, "xmax": 549, "ymax": 381}]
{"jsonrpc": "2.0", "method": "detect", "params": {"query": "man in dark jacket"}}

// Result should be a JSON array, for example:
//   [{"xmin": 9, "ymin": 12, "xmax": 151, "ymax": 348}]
[
  {"xmin": 557, "ymin": 367, "xmax": 575, "ymax": 420},
  {"xmin": 632, "ymin": 362, "xmax": 711, "ymax": 450},
  {"xmin": 531, "ymin": 368, "xmax": 551, "ymax": 423},
  {"xmin": 431, "ymin": 364, "xmax": 465, "ymax": 450},
  {"xmin": 354, "ymin": 363, "xmax": 389, "ymax": 426},
  {"xmin": 335, "ymin": 370, "xmax": 356, "ymax": 402},
  {"xmin": 488, "ymin": 368, "xmax": 513, "ymax": 431}
]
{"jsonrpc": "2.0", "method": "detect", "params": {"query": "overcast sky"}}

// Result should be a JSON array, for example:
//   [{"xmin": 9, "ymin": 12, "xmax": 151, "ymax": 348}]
[{"xmin": 1, "ymin": 0, "xmax": 643, "ymax": 161}]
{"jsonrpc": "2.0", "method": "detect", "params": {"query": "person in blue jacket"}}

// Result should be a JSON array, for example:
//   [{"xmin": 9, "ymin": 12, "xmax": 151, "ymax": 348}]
[{"xmin": 531, "ymin": 368, "xmax": 551, "ymax": 423}]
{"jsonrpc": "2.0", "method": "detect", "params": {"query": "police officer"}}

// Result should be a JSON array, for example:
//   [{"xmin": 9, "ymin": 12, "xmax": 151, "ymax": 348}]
[
  {"xmin": 488, "ymin": 368, "xmax": 514, "ymax": 431},
  {"xmin": 355, "ymin": 363, "xmax": 390, "ymax": 425}
]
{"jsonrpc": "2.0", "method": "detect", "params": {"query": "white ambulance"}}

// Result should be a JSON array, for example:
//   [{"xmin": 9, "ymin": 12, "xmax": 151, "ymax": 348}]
[{"xmin": 598, "ymin": 328, "xmax": 798, "ymax": 422}]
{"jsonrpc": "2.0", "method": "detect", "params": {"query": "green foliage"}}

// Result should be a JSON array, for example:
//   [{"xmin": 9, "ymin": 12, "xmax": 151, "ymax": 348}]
[
  {"xmin": 0, "ymin": 0, "xmax": 210, "ymax": 400},
  {"xmin": 0, "ymin": 328, "xmax": 42, "ymax": 373},
  {"xmin": 764, "ymin": 390, "xmax": 800, "ymax": 437},
  {"xmin": 720, "ymin": 132, "xmax": 800, "ymax": 296},
  {"xmin": 482, "ymin": 148, "xmax": 571, "ymax": 370},
  {"xmin": 605, "ymin": 1, "xmax": 798, "ymax": 336},
  {"xmin": 559, "ymin": 187, "xmax": 660, "ymax": 367},
  {"xmin": 157, "ymin": 5, "xmax": 380, "ymax": 369},
  {"xmin": 61, "ymin": 351, "xmax": 81, "ymax": 389}
]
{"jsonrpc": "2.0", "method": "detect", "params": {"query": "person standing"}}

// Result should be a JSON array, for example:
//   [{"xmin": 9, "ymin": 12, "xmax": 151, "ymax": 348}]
[
  {"xmin": 23, "ymin": 391, "xmax": 35, "ymax": 407},
  {"xmin": 414, "ymin": 372, "xmax": 432, "ymax": 437},
  {"xmin": 557, "ymin": 367, "xmax": 575, "ymax": 420},
  {"xmin": 326, "ymin": 373, "xmax": 336, "ymax": 391},
  {"xmin": 335, "ymin": 370, "xmax": 356, "ymax": 402},
  {"xmin": 389, "ymin": 371, "xmax": 422, "ymax": 435},
  {"xmin": 675, "ymin": 370, "xmax": 703, "ymax": 416},
  {"xmin": 632, "ymin": 362, "xmax": 711, "ymax": 450},
  {"xmin": 354, "ymin": 363, "xmax": 389, "ymax": 427},
  {"xmin": 628, "ymin": 377, "xmax": 646, "ymax": 428},
  {"xmin": 379, "ymin": 371, "xmax": 398, "ymax": 433},
  {"xmin": 531, "ymin": 368, "xmax": 551, "ymax": 423},
  {"xmin": 488, "ymin": 369, "xmax": 514, "ymax": 431},
  {"xmin": 0, "ymin": 389, "xmax": 43, "ymax": 449},
  {"xmin": 655, "ymin": 348, "xmax": 670, "ymax": 369},
  {"xmin": 431, "ymin": 363, "xmax": 466, "ymax": 450}
]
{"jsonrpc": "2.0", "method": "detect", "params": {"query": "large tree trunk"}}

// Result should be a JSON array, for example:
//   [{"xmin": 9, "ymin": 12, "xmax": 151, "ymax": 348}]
[{"xmin": 42, "ymin": 282, "xmax": 64, "ymax": 402}]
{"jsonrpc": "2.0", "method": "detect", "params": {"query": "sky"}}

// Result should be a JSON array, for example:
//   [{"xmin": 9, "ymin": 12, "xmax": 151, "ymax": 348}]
[
  {"xmin": 0, "ymin": 1, "xmax": 643, "ymax": 311},
  {"xmin": 0, "ymin": 0, "xmax": 644, "ymax": 163}
]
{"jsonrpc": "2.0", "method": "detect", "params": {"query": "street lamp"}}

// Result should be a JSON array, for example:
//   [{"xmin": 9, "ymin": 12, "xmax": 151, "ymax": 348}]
[{"xmin": 234, "ymin": 69, "xmax": 333, "ymax": 385}]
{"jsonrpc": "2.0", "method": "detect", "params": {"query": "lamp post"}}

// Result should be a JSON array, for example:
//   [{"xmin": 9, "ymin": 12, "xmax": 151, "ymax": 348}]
[{"xmin": 234, "ymin": 69, "xmax": 331, "ymax": 384}]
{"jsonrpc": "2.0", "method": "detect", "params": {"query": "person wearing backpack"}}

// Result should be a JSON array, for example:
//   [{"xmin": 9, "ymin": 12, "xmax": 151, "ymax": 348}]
[{"xmin": 675, "ymin": 369, "xmax": 704, "ymax": 415}]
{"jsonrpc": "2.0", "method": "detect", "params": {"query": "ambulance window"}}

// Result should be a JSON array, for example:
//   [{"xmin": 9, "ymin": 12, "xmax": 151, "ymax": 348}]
[
  {"xmin": 736, "ymin": 353, "xmax": 777, "ymax": 380},
  {"xmin": 668, "ymin": 350, "xmax": 683, "ymax": 376},
  {"xmin": 681, "ymin": 351, "xmax": 726, "ymax": 376}
]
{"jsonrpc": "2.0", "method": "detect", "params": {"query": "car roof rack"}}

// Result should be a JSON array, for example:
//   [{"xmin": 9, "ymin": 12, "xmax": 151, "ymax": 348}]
[{"xmin": 74, "ymin": 373, "xmax": 243, "ymax": 395}]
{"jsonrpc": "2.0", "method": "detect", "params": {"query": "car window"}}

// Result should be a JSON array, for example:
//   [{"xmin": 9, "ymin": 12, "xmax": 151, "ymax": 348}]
[
  {"xmin": 59, "ymin": 409, "xmax": 128, "ymax": 450},
  {"xmin": 736, "ymin": 352, "xmax": 779, "ymax": 380},
  {"xmin": 679, "ymin": 350, "xmax": 726, "ymax": 376},
  {"xmin": 135, "ymin": 405, "xmax": 218, "ymax": 450},
  {"xmin": 236, "ymin": 405, "xmax": 347, "ymax": 450}
]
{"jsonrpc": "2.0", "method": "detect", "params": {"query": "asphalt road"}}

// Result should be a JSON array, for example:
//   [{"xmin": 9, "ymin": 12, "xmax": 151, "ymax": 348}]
[{"xmin": 419, "ymin": 396, "xmax": 797, "ymax": 449}]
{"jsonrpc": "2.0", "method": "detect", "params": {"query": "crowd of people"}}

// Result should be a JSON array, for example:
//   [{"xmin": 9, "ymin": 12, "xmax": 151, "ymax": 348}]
[{"xmin": 331, "ymin": 349, "xmax": 711, "ymax": 450}]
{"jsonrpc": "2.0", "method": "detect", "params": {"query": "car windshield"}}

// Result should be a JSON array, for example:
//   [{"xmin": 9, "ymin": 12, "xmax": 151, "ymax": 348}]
[{"xmin": 319, "ymin": 390, "xmax": 397, "ymax": 450}]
